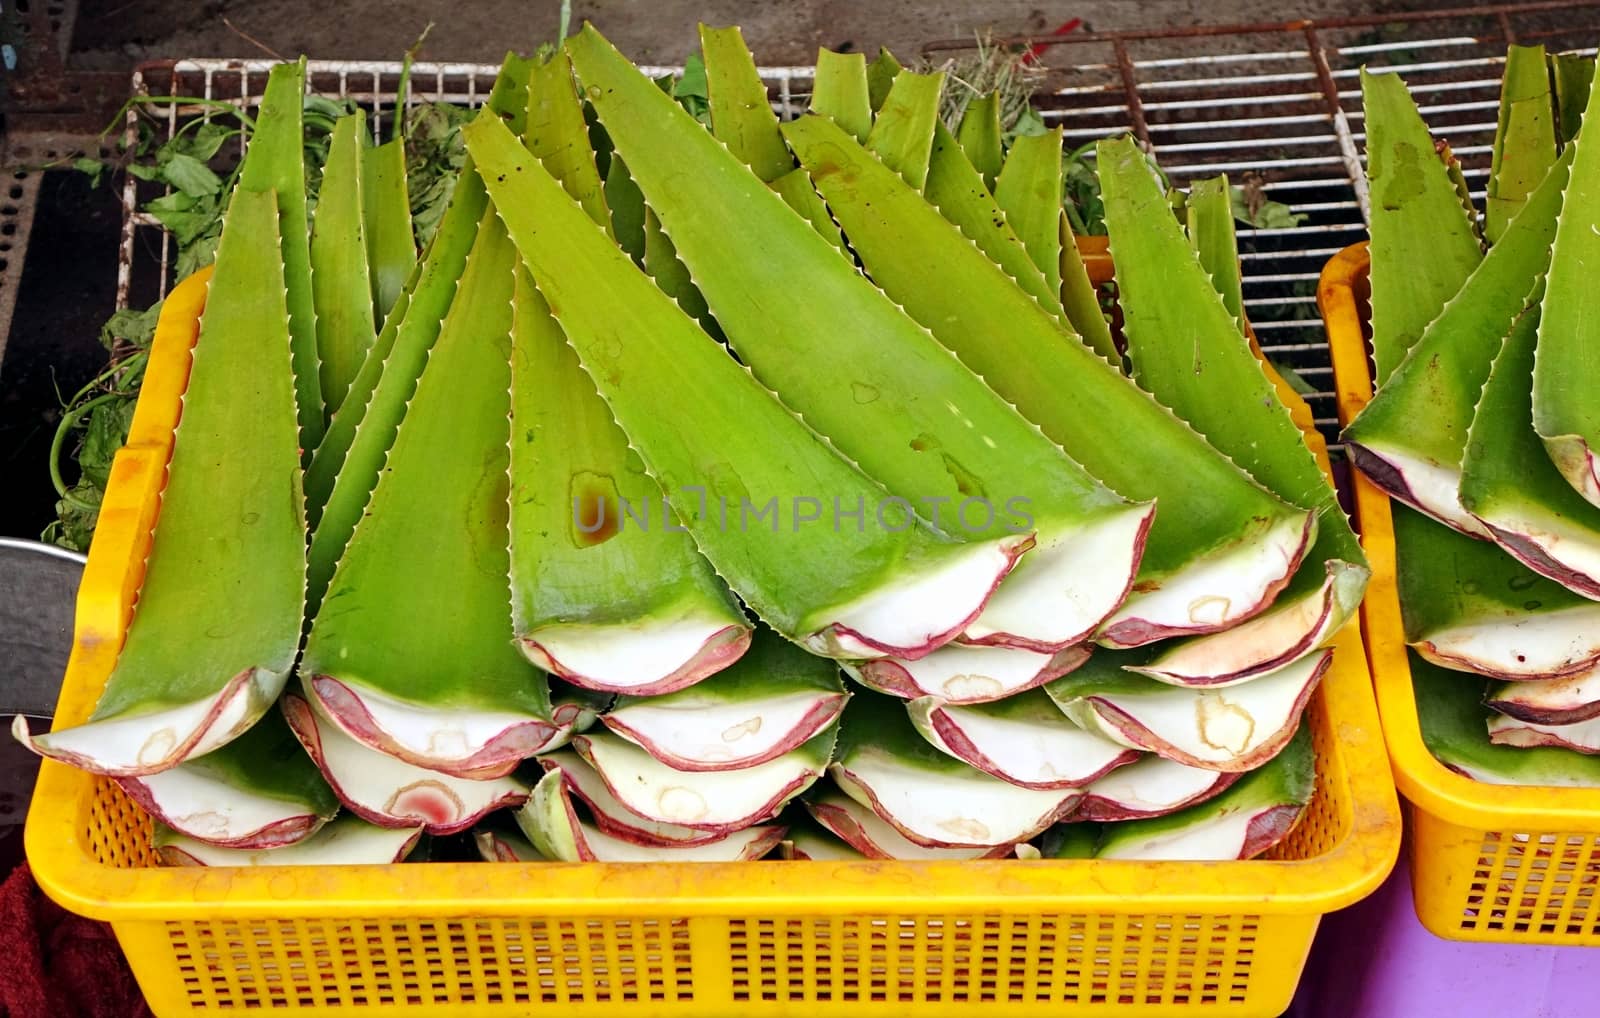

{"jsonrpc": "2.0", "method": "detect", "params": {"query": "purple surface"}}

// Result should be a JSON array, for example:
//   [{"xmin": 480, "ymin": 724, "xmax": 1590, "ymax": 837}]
[{"xmin": 1291, "ymin": 847, "xmax": 1600, "ymax": 1018}]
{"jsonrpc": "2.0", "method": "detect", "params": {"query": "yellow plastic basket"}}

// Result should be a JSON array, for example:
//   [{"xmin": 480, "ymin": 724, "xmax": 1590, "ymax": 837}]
[
  {"xmin": 1322, "ymin": 241, "xmax": 1600, "ymax": 945},
  {"xmin": 27, "ymin": 266, "xmax": 1398, "ymax": 1017}
]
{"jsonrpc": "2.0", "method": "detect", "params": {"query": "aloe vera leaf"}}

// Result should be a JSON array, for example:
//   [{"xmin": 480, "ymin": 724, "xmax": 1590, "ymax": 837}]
[
  {"xmin": 602, "ymin": 630, "xmax": 847, "ymax": 770},
  {"xmin": 1346, "ymin": 148, "xmax": 1572, "ymax": 536},
  {"xmin": 780, "ymin": 819, "xmax": 863, "ymax": 860},
  {"xmin": 473, "ymin": 817, "xmax": 546, "ymax": 861},
  {"xmin": 15, "ymin": 189, "xmax": 306, "ymax": 776},
  {"xmin": 1047, "ymin": 648, "xmax": 1328, "ymax": 772},
  {"xmin": 540, "ymin": 751, "xmax": 727, "ymax": 845},
  {"xmin": 699, "ymin": 23, "xmax": 792, "ymax": 182},
  {"xmin": 1075, "ymin": 755, "xmax": 1239, "ymax": 821},
  {"xmin": 1488, "ymin": 45, "xmax": 1558, "ymax": 243},
  {"xmin": 1461, "ymin": 282, "xmax": 1600, "ymax": 596},
  {"xmin": 573, "ymin": 728, "xmax": 833, "ymax": 832},
  {"xmin": 1059, "ymin": 213, "xmax": 1118, "ymax": 362},
  {"xmin": 1094, "ymin": 722, "xmax": 1313, "ymax": 861},
  {"xmin": 305, "ymin": 55, "xmax": 533, "ymax": 601},
  {"xmin": 784, "ymin": 115, "xmax": 1312, "ymax": 647},
  {"xmin": 1184, "ymin": 175, "xmax": 1244, "ymax": 323},
  {"xmin": 770, "ymin": 167, "xmax": 849, "ymax": 253},
  {"xmin": 1534, "ymin": 64, "xmax": 1600, "ymax": 509},
  {"xmin": 866, "ymin": 47, "xmax": 902, "ymax": 113},
  {"xmin": 830, "ymin": 689, "xmax": 1080, "ymax": 848},
  {"xmin": 1552, "ymin": 52, "xmax": 1594, "ymax": 146},
  {"xmin": 282, "ymin": 692, "xmax": 527, "ymax": 835},
  {"xmin": 604, "ymin": 155, "xmax": 648, "ymax": 261},
  {"xmin": 469, "ymin": 115, "xmax": 1023, "ymax": 660},
  {"xmin": 956, "ymin": 91, "xmax": 1005, "ymax": 190},
  {"xmin": 509, "ymin": 54, "xmax": 749, "ymax": 694},
  {"xmin": 1037, "ymin": 822, "xmax": 1099, "ymax": 859},
  {"xmin": 1439, "ymin": 140, "xmax": 1485, "ymax": 248},
  {"xmin": 567, "ymin": 46, "xmax": 1150, "ymax": 654},
  {"xmin": 302, "ymin": 213, "xmax": 554, "ymax": 779},
  {"xmin": 993, "ymin": 128, "xmax": 1065, "ymax": 304},
  {"xmin": 850, "ymin": 642, "xmax": 1090, "ymax": 704},
  {"xmin": 867, "ymin": 69, "xmax": 943, "ymax": 188},
  {"xmin": 309, "ymin": 113, "xmax": 377, "ymax": 419},
  {"xmin": 1362, "ymin": 68, "xmax": 1486, "ymax": 384},
  {"xmin": 154, "ymin": 814, "xmax": 423, "ymax": 867},
  {"xmin": 924, "ymin": 121, "xmax": 1065, "ymax": 317},
  {"xmin": 1487, "ymin": 710, "xmax": 1600, "ymax": 753},
  {"xmin": 1487, "ymin": 664, "xmax": 1600, "ymax": 726},
  {"xmin": 1395, "ymin": 506, "xmax": 1600, "ymax": 678},
  {"xmin": 361, "ymin": 137, "xmax": 416, "ymax": 324},
  {"xmin": 234, "ymin": 59, "xmax": 322, "ymax": 454},
  {"xmin": 115, "ymin": 707, "xmax": 337, "ymax": 848},
  {"xmin": 811, "ymin": 49, "xmax": 872, "ymax": 142},
  {"xmin": 907, "ymin": 688, "xmax": 1138, "ymax": 789},
  {"xmin": 806, "ymin": 790, "xmax": 1009, "ymax": 859}
]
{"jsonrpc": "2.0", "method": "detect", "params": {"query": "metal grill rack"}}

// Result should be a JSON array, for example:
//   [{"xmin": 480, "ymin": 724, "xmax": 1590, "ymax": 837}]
[{"xmin": 118, "ymin": 2, "xmax": 1600, "ymax": 447}]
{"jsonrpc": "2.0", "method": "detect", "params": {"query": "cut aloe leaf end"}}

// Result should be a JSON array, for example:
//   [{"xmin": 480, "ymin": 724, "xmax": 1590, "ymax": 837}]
[
  {"xmin": 1487, "ymin": 665, "xmax": 1600, "ymax": 726},
  {"xmin": 907, "ymin": 689, "xmax": 1138, "ymax": 789},
  {"xmin": 541, "ymin": 750, "xmax": 728, "ymax": 846},
  {"xmin": 1414, "ymin": 604, "xmax": 1600, "ymax": 680},
  {"xmin": 519, "ymin": 614, "xmax": 750, "ymax": 696},
  {"xmin": 1075, "ymin": 754, "xmax": 1240, "ymax": 821},
  {"xmin": 473, "ymin": 821, "xmax": 545, "ymax": 862},
  {"xmin": 1487, "ymin": 712, "xmax": 1600, "ymax": 754},
  {"xmin": 806, "ymin": 791, "xmax": 1009, "ymax": 860},
  {"xmin": 154, "ymin": 815, "xmax": 423, "ymax": 867},
  {"xmin": 781, "ymin": 817, "xmax": 868, "ymax": 860},
  {"xmin": 850, "ymin": 642, "xmax": 1089, "ymax": 704},
  {"xmin": 282, "ymin": 692, "xmax": 528, "ymax": 835}
]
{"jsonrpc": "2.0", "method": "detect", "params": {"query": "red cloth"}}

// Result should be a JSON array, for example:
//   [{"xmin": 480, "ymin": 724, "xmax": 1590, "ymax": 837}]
[{"xmin": 0, "ymin": 864, "xmax": 150, "ymax": 1018}]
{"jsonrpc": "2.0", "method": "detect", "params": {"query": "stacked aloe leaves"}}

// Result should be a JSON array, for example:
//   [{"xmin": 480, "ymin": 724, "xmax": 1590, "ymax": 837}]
[
  {"xmin": 1349, "ymin": 46, "xmax": 1600, "ymax": 784},
  {"xmin": 17, "ymin": 25, "xmax": 1366, "ymax": 866}
]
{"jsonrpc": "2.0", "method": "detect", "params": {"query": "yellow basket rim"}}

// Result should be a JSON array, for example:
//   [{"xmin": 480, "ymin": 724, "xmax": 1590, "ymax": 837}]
[
  {"xmin": 27, "ymin": 265, "xmax": 1398, "ymax": 923},
  {"xmin": 1322, "ymin": 240, "xmax": 1600, "ymax": 831}
]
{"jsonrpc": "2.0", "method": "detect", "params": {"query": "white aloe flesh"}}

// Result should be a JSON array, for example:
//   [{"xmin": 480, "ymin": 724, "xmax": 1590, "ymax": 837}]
[
  {"xmin": 1095, "ymin": 723, "xmax": 1314, "ymax": 861},
  {"xmin": 15, "ymin": 188, "xmax": 306, "ymax": 777},
  {"xmin": 115, "ymin": 708, "xmax": 338, "ymax": 848},
  {"xmin": 573, "ymin": 728, "xmax": 833, "ymax": 832},
  {"xmin": 282, "ymin": 692, "xmax": 528, "ymax": 835},
  {"xmin": 906, "ymin": 689, "xmax": 1137, "ymax": 789},
  {"xmin": 301, "ymin": 215, "xmax": 556, "ymax": 780},
  {"xmin": 780, "ymin": 113, "xmax": 1314, "ymax": 649},
  {"xmin": 539, "ymin": 750, "xmax": 727, "ymax": 846},
  {"xmin": 465, "ymin": 114, "xmax": 1026, "ymax": 661},
  {"xmin": 511, "ymin": 51, "xmax": 752, "ymax": 694},
  {"xmin": 830, "ymin": 691, "xmax": 1079, "ymax": 848},
  {"xmin": 1487, "ymin": 713, "xmax": 1600, "ymax": 754},
  {"xmin": 602, "ymin": 630, "xmax": 847, "ymax": 771},
  {"xmin": 1534, "ymin": 61, "xmax": 1600, "ymax": 510},
  {"xmin": 1487, "ymin": 665, "xmax": 1600, "ymax": 726},
  {"xmin": 1075, "ymin": 754, "xmax": 1240, "ymax": 821},
  {"xmin": 1047, "ymin": 649, "xmax": 1328, "ymax": 772},
  {"xmin": 805, "ymin": 791, "xmax": 1008, "ymax": 859},
  {"xmin": 849, "ymin": 642, "xmax": 1090, "ymax": 704},
  {"xmin": 154, "ymin": 815, "xmax": 422, "ymax": 867},
  {"xmin": 569, "ymin": 30, "xmax": 1152, "ymax": 655}
]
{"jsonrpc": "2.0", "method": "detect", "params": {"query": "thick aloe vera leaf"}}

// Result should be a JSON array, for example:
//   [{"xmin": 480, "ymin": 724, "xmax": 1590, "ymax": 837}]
[
  {"xmin": 850, "ymin": 642, "xmax": 1090, "ymax": 703},
  {"xmin": 993, "ymin": 128, "xmax": 1065, "ymax": 305},
  {"xmin": 770, "ymin": 168, "xmax": 849, "ymax": 252},
  {"xmin": 310, "ymin": 113, "xmax": 377, "ymax": 418},
  {"xmin": 1038, "ymin": 823, "xmax": 1099, "ymax": 859},
  {"xmin": 1076, "ymin": 755, "xmax": 1238, "ymax": 821},
  {"xmin": 1396, "ymin": 506, "xmax": 1600, "ymax": 678},
  {"xmin": 1439, "ymin": 140, "xmax": 1486, "ymax": 248},
  {"xmin": 361, "ymin": 137, "xmax": 415, "ymax": 324},
  {"xmin": 1060, "ymin": 213, "xmax": 1118, "ymax": 362},
  {"xmin": 957, "ymin": 91, "xmax": 1004, "ymax": 190},
  {"xmin": 1553, "ymin": 52, "xmax": 1594, "ymax": 145},
  {"xmin": 1488, "ymin": 665, "xmax": 1600, "ymax": 726},
  {"xmin": 1346, "ymin": 148, "xmax": 1572, "ymax": 535},
  {"xmin": 527, "ymin": 52, "xmax": 611, "ymax": 222},
  {"xmin": 700, "ymin": 24, "xmax": 792, "ymax": 182},
  {"xmin": 923, "ymin": 122, "xmax": 1064, "ymax": 317},
  {"xmin": 155, "ymin": 814, "xmax": 422, "ymax": 867},
  {"xmin": 540, "ymin": 751, "xmax": 726, "ymax": 846},
  {"xmin": 602, "ymin": 630, "xmax": 846, "ymax": 770},
  {"xmin": 784, "ymin": 115, "xmax": 1312, "ymax": 647},
  {"xmin": 282, "ymin": 692, "xmax": 527, "ymax": 835},
  {"xmin": 1488, "ymin": 711, "xmax": 1600, "ymax": 752},
  {"xmin": 235, "ymin": 59, "xmax": 322, "ymax": 454},
  {"xmin": 830, "ymin": 690, "xmax": 1080, "ymax": 848},
  {"xmin": 605, "ymin": 154, "xmax": 648, "ymax": 261},
  {"xmin": 1048, "ymin": 649, "xmax": 1327, "ymax": 772},
  {"xmin": 1462, "ymin": 284, "xmax": 1600, "ymax": 596},
  {"xmin": 1488, "ymin": 45, "xmax": 1558, "ymax": 243},
  {"xmin": 1095, "ymin": 723, "xmax": 1313, "ymax": 861},
  {"xmin": 567, "ymin": 45, "xmax": 1151, "ymax": 652},
  {"xmin": 866, "ymin": 47, "xmax": 902, "ymax": 112},
  {"xmin": 812, "ymin": 49, "xmax": 871, "ymax": 141},
  {"xmin": 867, "ymin": 69, "xmax": 943, "ymax": 188},
  {"xmin": 1100, "ymin": 139, "xmax": 1367, "ymax": 682},
  {"xmin": 468, "ymin": 114, "xmax": 1024, "ymax": 659},
  {"xmin": 1362, "ymin": 68, "xmax": 1486, "ymax": 384},
  {"xmin": 1184, "ymin": 175, "xmax": 1244, "ymax": 323},
  {"xmin": 115, "ymin": 708, "xmax": 336, "ymax": 848},
  {"xmin": 806, "ymin": 790, "xmax": 1009, "ymax": 859},
  {"xmin": 1534, "ymin": 64, "xmax": 1600, "ymax": 508},
  {"xmin": 305, "ymin": 56, "xmax": 533, "ymax": 602},
  {"xmin": 15, "ymin": 189, "xmax": 305, "ymax": 775},
  {"xmin": 302, "ymin": 214, "xmax": 555, "ymax": 779},
  {"xmin": 907, "ymin": 689, "xmax": 1137, "ymax": 789}
]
